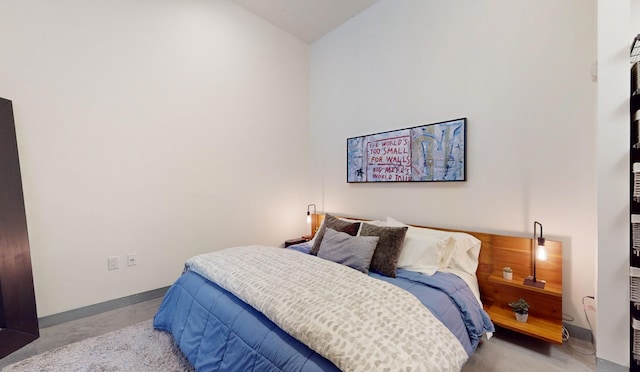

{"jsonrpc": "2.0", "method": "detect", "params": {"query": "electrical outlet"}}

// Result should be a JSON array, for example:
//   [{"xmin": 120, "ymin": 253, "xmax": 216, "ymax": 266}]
[
  {"xmin": 127, "ymin": 253, "xmax": 137, "ymax": 267},
  {"xmin": 108, "ymin": 256, "xmax": 119, "ymax": 270},
  {"xmin": 584, "ymin": 296, "xmax": 596, "ymax": 312}
]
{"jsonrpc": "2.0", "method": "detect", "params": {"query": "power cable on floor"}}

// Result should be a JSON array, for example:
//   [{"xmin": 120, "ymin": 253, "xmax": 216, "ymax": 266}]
[{"xmin": 562, "ymin": 296, "xmax": 596, "ymax": 355}]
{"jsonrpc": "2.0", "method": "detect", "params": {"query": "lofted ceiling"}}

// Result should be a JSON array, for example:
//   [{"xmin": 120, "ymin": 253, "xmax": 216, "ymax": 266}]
[{"xmin": 230, "ymin": 0, "xmax": 378, "ymax": 43}]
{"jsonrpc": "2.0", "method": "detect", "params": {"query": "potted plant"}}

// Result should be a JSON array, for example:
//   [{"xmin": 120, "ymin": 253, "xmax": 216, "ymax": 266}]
[
  {"xmin": 509, "ymin": 298, "xmax": 530, "ymax": 322},
  {"xmin": 502, "ymin": 266, "xmax": 513, "ymax": 280}
]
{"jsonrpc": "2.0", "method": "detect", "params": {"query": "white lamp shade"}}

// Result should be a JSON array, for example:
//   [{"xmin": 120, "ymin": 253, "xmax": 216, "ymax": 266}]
[{"xmin": 536, "ymin": 245, "xmax": 548, "ymax": 261}]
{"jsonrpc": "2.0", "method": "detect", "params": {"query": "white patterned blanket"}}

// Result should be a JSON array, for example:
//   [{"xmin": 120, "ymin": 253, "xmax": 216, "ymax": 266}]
[{"xmin": 186, "ymin": 245, "xmax": 468, "ymax": 372}]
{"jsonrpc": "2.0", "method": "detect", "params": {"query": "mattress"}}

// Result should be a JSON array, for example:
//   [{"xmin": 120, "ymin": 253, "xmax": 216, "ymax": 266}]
[{"xmin": 153, "ymin": 246, "xmax": 493, "ymax": 371}]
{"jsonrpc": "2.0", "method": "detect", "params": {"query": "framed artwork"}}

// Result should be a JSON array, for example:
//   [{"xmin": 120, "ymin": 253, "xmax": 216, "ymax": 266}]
[{"xmin": 347, "ymin": 118, "xmax": 466, "ymax": 183}]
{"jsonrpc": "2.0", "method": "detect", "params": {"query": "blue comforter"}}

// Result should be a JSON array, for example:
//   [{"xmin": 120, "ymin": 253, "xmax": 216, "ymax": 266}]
[
  {"xmin": 154, "ymin": 256, "xmax": 493, "ymax": 371},
  {"xmin": 371, "ymin": 269, "xmax": 493, "ymax": 353}
]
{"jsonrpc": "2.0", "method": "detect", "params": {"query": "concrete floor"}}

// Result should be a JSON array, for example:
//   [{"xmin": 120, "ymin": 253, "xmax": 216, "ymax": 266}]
[
  {"xmin": 463, "ymin": 327, "xmax": 596, "ymax": 371},
  {"xmin": 0, "ymin": 297, "xmax": 164, "ymax": 370},
  {"xmin": 0, "ymin": 297, "xmax": 597, "ymax": 371}
]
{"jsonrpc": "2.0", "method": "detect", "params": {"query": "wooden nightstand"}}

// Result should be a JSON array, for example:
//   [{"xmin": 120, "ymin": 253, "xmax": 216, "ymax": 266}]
[
  {"xmin": 284, "ymin": 237, "xmax": 309, "ymax": 247},
  {"xmin": 485, "ymin": 271, "xmax": 563, "ymax": 344},
  {"xmin": 477, "ymin": 236, "xmax": 563, "ymax": 345}
]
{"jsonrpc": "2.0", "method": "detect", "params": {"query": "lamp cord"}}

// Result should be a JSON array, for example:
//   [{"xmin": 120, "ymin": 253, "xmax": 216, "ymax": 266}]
[{"xmin": 561, "ymin": 296, "xmax": 596, "ymax": 355}]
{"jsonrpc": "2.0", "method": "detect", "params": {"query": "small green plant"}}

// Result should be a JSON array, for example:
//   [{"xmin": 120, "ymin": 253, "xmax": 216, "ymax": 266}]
[
  {"xmin": 502, "ymin": 266, "xmax": 512, "ymax": 273},
  {"xmin": 508, "ymin": 298, "xmax": 530, "ymax": 314}
]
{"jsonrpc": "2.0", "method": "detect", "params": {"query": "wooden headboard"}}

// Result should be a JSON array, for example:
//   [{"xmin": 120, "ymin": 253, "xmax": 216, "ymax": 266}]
[
  {"xmin": 439, "ymin": 228, "xmax": 562, "ymax": 306},
  {"xmin": 455, "ymin": 227, "xmax": 563, "ymax": 343},
  {"xmin": 310, "ymin": 214, "xmax": 563, "ymax": 343}
]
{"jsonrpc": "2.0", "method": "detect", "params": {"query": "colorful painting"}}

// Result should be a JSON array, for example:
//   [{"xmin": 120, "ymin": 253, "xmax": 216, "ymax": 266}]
[{"xmin": 347, "ymin": 118, "xmax": 466, "ymax": 183}]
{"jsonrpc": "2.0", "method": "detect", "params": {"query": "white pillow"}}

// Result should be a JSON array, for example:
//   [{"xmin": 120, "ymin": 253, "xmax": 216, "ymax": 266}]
[
  {"xmin": 307, "ymin": 219, "xmax": 324, "ymax": 247},
  {"xmin": 338, "ymin": 216, "xmax": 385, "ymax": 235},
  {"xmin": 358, "ymin": 219, "xmax": 386, "ymax": 227},
  {"xmin": 448, "ymin": 236, "xmax": 481, "ymax": 274},
  {"xmin": 386, "ymin": 217, "xmax": 481, "ymax": 275},
  {"xmin": 386, "ymin": 217, "xmax": 455, "ymax": 265},
  {"xmin": 445, "ymin": 230, "xmax": 481, "ymax": 274},
  {"xmin": 396, "ymin": 235, "xmax": 452, "ymax": 276},
  {"xmin": 386, "ymin": 217, "xmax": 451, "ymax": 240}
]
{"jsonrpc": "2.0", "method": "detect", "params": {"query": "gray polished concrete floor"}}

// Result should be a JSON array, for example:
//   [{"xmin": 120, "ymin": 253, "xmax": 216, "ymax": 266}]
[
  {"xmin": 463, "ymin": 327, "xmax": 596, "ymax": 371},
  {"xmin": 0, "ymin": 297, "xmax": 164, "ymax": 370},
  {"xmin": 0, "ymin": 297, "xmax": 597, "ymax": 371}
]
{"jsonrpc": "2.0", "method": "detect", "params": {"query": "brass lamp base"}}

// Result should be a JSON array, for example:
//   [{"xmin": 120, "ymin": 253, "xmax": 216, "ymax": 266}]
[{"xmin": 523, "ymin": 277, "xmax": 546, "ymax": 289}]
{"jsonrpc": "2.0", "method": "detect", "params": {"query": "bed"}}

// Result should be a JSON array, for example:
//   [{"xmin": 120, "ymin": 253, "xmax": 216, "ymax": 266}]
[{"xmin": 153, "ymin": 215, "xmax": 496, "ymax": 371}]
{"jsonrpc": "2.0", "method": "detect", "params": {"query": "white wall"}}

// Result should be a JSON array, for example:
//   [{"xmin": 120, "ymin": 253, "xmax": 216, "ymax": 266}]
[
  {"xmin": 310, "ymin": 0, "xmax": 597, "ymax": 332},
  {"xmin": 596, "ymin": 0, "xmax": 633, "ymax": 368},
  {"xmin": 0, "ymin": 0, "xmax": 310, "ymax": 317},
  {"xmin": 1, "ymin": 0, "xmax": 628, "ymax": 366}
]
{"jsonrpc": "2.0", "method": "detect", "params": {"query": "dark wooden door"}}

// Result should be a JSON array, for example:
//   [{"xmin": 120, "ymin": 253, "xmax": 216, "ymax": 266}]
[{"xmin": 0, "ymin": 97, "xmax": 39, "ymax": 358}]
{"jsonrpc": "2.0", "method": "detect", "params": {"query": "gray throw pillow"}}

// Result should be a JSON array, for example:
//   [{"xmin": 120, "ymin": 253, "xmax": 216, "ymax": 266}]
[
  {"xmin": 310, "ymin": 214, "xmax": 361, "ymax": 255},
  {"xmin": 360, "ymin": 223, "xmax": 408, "ymax": 278},
  {"xmin": 317, "ymin": 228, "xmax": 379, "ymax": 274}
]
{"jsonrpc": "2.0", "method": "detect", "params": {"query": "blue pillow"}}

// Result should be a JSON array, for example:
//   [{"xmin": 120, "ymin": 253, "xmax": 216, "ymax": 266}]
[
  {"xmin": 286, "ymin": 242, "xmax": 312, "ymax": 254},
  {"xmin": 317, "ymin": 228, "xmax": 379, "ymax": 274}
]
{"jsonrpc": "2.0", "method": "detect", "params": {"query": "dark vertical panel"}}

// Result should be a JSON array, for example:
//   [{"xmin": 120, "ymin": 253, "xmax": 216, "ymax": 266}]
[{"xmin": 0, "ymin": 97, "xmax": 39, "ymax": 358}]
